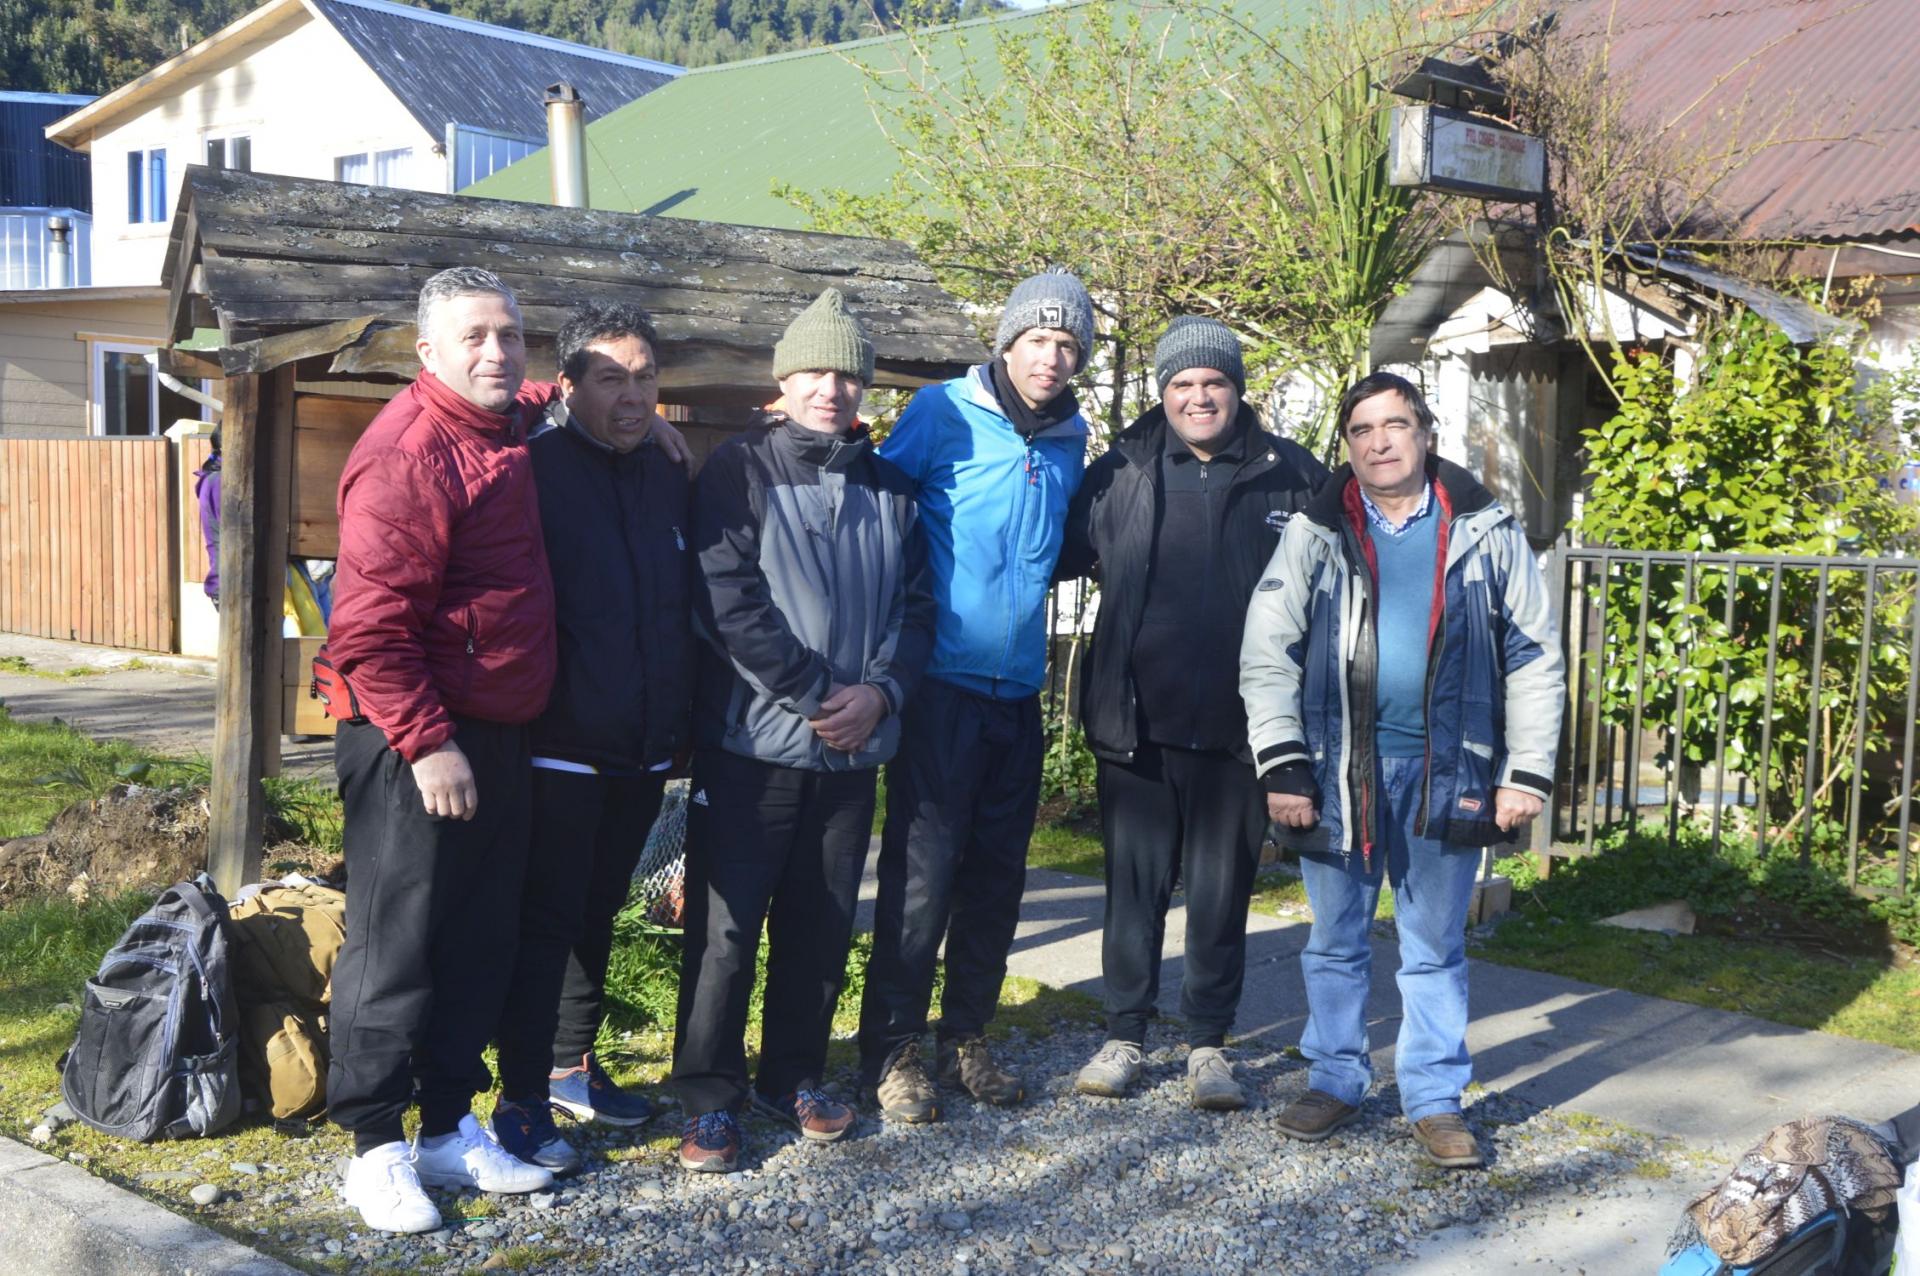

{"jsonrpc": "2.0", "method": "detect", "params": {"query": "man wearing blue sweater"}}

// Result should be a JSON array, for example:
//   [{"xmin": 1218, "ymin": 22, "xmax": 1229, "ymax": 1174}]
[
  {"xmin": 1240, "ymin": 372, "xmax": 1564, "ymax": 1170},
  {"xmin": 857, "ymin": 270, "xmax": 1093, "ymax": 1123}
]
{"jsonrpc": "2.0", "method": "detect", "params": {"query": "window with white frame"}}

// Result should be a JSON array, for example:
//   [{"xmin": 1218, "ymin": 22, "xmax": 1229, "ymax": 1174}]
[
  {"xmin": 334, "ymin": 147, "xmax": 416, "ymax": 188},
  {"xmin": 90, "ymin": 341, "xmax": 212, "ymax": 437},
  {"xmin": 126, "ymin": 148, "xmax": 167, "ymax": 224},
  {"xmin": 204, "ymin": 135, "xmax": 251, "ymax": 172}
]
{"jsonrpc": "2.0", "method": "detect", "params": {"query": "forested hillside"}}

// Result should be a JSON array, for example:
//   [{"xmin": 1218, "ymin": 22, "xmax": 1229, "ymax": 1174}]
[{"xmin": 0, "ymin": 0, "xmax": 1002, "ymax": 94}]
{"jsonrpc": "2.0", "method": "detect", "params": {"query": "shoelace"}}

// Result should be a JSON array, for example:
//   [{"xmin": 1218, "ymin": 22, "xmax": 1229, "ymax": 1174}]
[
  {"xmin": 791, "ymin": 1088, "xmax": 838, "ymax": 1123},
  {"xmin": 1096, "ymin": 1042, "xmax": 1143, "ymax": 1069},
  {"xmin": 1192, "ymin": 1053, "xmax": 1233, "ymax": 1081},
  {"xmin": 688, "ymin": 1110, "xmax": 735, "ymax": 1149}
]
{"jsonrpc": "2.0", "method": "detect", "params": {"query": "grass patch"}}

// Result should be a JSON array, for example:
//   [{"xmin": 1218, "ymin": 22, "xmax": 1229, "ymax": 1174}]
[
  {"xmin": 0, "ymin": 656, "xmax": 114, "ymax": 680},
  {"xmin": 1477, "ymin": 834, "xmax": 1920, "ymax": 1051},
  {"xmin": 0, "ymin": 706, "xmax": 201, "ymax": 839}
]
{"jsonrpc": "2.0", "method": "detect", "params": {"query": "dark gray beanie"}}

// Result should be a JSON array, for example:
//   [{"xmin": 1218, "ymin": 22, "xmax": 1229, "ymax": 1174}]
[
  {"xmin": 994, "ymin": 268, "xmax": 1094, "ymax": 374},
  {"xmin": 1153, "ymin": 316, "xmax": 1245, "ymax": 397}
]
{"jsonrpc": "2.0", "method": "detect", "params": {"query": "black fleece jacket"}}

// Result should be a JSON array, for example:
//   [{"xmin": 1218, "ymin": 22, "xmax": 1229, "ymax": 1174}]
[
  {"xmin": 1057, "ymin": 403, "xmax": 1327, "ymax": 765},
  {"xmin": 528, "ymin": 420, "xmax": 694, "ymax": 772}
]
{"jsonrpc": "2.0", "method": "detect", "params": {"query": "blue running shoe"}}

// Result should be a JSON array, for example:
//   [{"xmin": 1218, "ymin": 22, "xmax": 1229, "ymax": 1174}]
[
  {"xmin": 549, "ymin": 1052, "xmax": 654, "ymax": 1127},
  {"xmin": 489, "ymin": 1098, "xmax": 583, "ymax": 1176}
]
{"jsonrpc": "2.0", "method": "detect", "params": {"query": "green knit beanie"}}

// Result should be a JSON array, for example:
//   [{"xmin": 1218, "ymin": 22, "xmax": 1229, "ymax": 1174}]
[{"xmin": 772, "ymin": 288, "xmax": 875, "ymax": 383}]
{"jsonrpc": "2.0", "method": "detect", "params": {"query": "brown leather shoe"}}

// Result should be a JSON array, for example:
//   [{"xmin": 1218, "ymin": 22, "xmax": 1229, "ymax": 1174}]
[
  {"xmin": 937, "ymin": 1035, "xmax": 1025, "ymax": 1106},
  {"xmin": 752, "ymin": 1087, "xmax": 856, "ymax": 1143},
  {"xmin": 1273, "ymin": 1089, "xmax": 1362, "ymax": 1141},
  {"xmin": 1411, "ymin": 1113, "xmax": 1485, "ymax": 1168}
]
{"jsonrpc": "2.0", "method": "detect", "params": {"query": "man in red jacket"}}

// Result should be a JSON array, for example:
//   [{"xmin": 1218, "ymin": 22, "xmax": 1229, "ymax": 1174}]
[{"xmin": 326, "ymin": 267, "xmax": 675, "ymax": 1233}]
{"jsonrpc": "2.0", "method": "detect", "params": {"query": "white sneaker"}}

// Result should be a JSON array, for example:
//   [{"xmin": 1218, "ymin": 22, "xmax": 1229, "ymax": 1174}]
[
  {"xmin": 413, "ymin": 1113, "xmax": 555, "ymax": 1194},
  {"xmin": 1074, "ymin": 1039, "xmax": 1145, "ymax": 1097},
  {"xmin": 1187, "ymin": 1046, "xmax": 1247, "ymax": 1112},
  {"xmin": 342, "ymin": 1141, "xmax": 442, "ymax": 1234}
]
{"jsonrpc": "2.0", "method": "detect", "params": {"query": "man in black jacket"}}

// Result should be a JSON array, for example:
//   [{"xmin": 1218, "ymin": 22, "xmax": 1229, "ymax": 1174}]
[
  {"xmin": 489, "ymin": 303, "xmax": 693, "ymax": 1173},
  {"xmin": 1057, "ymin": 316, "xmax": 1327, "ymax": 1110}
]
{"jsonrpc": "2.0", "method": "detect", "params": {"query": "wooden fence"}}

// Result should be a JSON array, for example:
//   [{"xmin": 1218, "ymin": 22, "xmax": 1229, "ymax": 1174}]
[{"xmin": 0, "ymin": 437, "xmax": 179, "ymax": 651}]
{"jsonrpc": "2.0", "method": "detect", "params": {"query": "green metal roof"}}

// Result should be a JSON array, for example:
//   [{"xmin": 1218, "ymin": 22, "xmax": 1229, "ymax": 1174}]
[{"xmin": 467, "ymin": 0, "xmax": 1311, "ymax": 229}]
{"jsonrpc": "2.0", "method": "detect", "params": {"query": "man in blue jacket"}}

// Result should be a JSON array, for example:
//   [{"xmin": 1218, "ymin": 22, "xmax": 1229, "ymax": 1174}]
[
  {"xmin": 858, "ymin": 269, "xmax": 1092, "ymax": 1123},
  {"xmin": 1240, "ymin": 372, "xmax": 1563, "ymax": 1169}
]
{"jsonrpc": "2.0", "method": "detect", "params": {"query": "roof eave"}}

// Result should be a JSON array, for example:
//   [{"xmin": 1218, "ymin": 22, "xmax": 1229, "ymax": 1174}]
[{"xmin": 43, "ymin": 0, "xmax": 309, "ymax": 148}]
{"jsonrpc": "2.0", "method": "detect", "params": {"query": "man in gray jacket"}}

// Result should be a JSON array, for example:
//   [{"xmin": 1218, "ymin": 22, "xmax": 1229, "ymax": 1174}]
[
  {"xmin": 1240, "ymin": 372, "xmax": 1562, "ymax": 1169},
  {"xmin": 672, "ymin": 289, "xmax": 936, "ymax": 1174}
]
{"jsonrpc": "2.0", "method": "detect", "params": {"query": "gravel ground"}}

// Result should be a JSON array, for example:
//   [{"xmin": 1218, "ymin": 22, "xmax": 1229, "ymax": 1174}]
[{"xmin": 176, "ymin": 1024, "xmax": 1696, "ymax": 1276}]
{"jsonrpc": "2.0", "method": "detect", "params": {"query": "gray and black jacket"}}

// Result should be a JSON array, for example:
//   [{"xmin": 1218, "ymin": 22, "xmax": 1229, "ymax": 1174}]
[{"xmin": 691, "ymin": 412, "xmax": 936, "ymax": 771}]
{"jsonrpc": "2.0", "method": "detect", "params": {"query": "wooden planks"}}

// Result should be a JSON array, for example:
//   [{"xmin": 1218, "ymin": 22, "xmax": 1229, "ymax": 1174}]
[
  {"xmin": 289, "ymin": 393, "xmax": 384, "ymax": 558},
  {"xmin": 0, "ymin": 437, "xmax": 178, "ymax": 651}
]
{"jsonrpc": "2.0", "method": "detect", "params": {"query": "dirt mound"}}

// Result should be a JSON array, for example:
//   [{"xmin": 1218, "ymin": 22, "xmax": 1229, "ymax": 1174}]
[{"xmin": 0, "ymin": 785, "xmax": 328, "ymax": 906}]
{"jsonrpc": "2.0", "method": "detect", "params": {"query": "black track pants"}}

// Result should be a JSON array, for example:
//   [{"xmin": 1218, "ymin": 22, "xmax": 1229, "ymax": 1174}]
[
  {"xmin": 1096, "ymin": 743, "xmax": 1265, "ymax": 1047},
  {"xmin": 328, "ymin": 717, "xmax": 532, "ymax": 1148},
  {"xmin": 670, "ymin": 749, "xmax": 875, "ymax": 1116},
  {"xmin": 858, "ymin": 678, "xmax": 1042, "ymax": 1078},
  {"xmin": 495, "ymin": 768, "xmax": 667, "ymax": 1098}
]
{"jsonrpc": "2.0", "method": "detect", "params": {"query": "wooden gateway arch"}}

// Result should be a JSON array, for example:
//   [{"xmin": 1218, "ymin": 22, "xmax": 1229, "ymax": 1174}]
[{"xmin": 161, "ymin": 165, "xmax": 987, "ymax": 891}]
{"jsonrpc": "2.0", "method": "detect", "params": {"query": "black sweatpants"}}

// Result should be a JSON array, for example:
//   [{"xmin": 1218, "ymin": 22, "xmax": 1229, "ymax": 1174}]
[
  {"xmin": 328, "ymin": 716, "xmax": 533, "ymax": 1151},
  {"xmin": 858, "ymin": 677, "xmax": 1042, "ymax": 1080},
  {"xmin": 1096, "ymin": 743, "xmax": 1265, "ymax": 1048},
  {"xmin": 670, "ymin": 748, "xmax": 875, "ymax": 1117},
  {"xmin": 494, "ymin": 767, "xmax": 667, "ymax": 1099}
]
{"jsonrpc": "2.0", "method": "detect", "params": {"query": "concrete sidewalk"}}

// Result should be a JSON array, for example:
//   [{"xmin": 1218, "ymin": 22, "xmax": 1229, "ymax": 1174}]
[{"xmin": 6, "ymin": 632, "xmax": 1920, "ymax": 1271}]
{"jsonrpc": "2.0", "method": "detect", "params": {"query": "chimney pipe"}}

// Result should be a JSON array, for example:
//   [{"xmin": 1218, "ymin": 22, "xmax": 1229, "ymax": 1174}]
[
  {"xmin": 47, "ymin": 216, "xmax": 73, "ymax": 290},
  {"xmin": 544, "ymin": 83, "xmax": 588, "ymax": 209}
]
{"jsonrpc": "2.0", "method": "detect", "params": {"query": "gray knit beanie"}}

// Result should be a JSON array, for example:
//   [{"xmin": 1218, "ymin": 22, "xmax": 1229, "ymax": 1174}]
[
  {"xmin": 994, "ymin": 268, "xmax": 1094, "ymax": 374},
  {"xmin": 773, "ymin": 288, "xmax": 875, "ymax": 383},
  {"xmin": 1153, "ymin": 316, "xmax": 1246, "ymax": 397}
]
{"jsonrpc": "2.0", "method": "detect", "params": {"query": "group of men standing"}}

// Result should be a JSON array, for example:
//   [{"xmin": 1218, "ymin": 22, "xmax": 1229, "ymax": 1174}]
[{"xmin": 320, "ymin": 262, "xmax": 1561, "ymax": 1235}]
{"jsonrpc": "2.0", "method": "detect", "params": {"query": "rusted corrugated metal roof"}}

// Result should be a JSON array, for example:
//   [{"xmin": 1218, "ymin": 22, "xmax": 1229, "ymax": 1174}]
[{"xmin": 1549, "ymin": 0, "xmax": 1920, "ymax": 242}]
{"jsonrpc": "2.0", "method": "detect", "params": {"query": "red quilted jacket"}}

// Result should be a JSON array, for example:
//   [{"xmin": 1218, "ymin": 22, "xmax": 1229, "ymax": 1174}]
[{"xmin": 328, "ymin": 371, "xmax": 559, "ymax": 761}]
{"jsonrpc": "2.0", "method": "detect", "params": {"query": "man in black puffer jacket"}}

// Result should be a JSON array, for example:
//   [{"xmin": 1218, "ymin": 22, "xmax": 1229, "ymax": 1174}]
[
  {"xmin": 489, "ymin": 303, "xmax": 693, "ymax": 1174},
  {"xmin": 1057, "ymin": 316, "xmax": 1327, "ymax": 1111}
]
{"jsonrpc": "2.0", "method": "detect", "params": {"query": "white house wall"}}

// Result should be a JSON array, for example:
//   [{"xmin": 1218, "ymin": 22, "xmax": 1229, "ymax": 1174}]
[{"xmin": 87, "ymin": 11, "xmax": 439, "ymax": 287}]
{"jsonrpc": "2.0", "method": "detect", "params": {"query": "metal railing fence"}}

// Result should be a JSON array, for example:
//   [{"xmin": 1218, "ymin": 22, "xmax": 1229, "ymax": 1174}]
[{"xmin": 1542, "ymin": 547, "xmax": 1920, "ymax": 896}]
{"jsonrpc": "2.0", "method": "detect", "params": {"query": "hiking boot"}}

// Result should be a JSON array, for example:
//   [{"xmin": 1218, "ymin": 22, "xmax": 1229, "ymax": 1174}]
[
  {"xmin": 874, "ymin": 1040, "xmax": 940, "ymax": 1124},
  {"xmin": 752, "ymin": 1087, "xmax": 857, "ymax": 1143},
  {"xmin": 937, "ymin": 1034, "xmax": 1025, "ymax": 1106},
  {"xmin": 1186, "ymin": 1046, "xmax": 1246, "ymax": 1112},
  {"xmin": 1273, "ymin": 1089, "xmax": 1362, "ymax": 1142},
  {"xmin": 1411, "ymin": 1113, "xmax": 1485, "ymax": 1169},
  {"xmin": 342, "ymin": 1141, "xmax": 441, "ymax": 1234},
  {"xmin": 679, "ymin": 1109, "xmax": 742, "ymax": 1173},
  {"xmin": 489, "ymin": 1098, "xmax": 582, "ymax": 1176},
  {"xmin": 413, "ymin": 1114, "xmax": 554, "ymax": 1194},
  {"xmin": 549, "ymin": 1052, "xmax": 653, "ymax": 1127},
  {"xmin": 1074, "ymin": 1039, "xmax": 1145, "ymax": 1098}
]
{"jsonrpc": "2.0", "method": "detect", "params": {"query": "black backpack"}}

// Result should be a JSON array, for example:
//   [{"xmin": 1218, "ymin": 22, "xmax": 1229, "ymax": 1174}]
[{"xmin": 62, "ymin": 876, "xmax": 242, "ymax": 1141}]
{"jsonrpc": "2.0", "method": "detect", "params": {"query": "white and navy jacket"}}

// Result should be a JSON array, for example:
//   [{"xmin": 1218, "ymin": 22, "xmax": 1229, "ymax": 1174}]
[{"xmin": 1240, "ymin": 456, "xmax": 1564, "ymax": 856}]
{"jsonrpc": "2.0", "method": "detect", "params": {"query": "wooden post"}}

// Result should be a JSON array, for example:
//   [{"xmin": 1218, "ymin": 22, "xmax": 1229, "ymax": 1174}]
[{"xmin": 207, "ymin": 366, "xmax": 293, "ymax": 893}]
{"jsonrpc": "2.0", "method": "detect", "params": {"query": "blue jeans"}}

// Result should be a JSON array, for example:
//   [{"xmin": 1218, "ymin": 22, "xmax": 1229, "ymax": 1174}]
[{"xmin": 1297, "ymin": 754, "xmax": 1482, "ymax": 1122}]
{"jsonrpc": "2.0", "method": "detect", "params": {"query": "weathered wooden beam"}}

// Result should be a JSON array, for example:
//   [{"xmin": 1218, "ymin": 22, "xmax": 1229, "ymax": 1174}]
[
  {"xmin": 182, "ymin": 167, "xmax": 936, "ymax": 277},
  {"xmin": 193, "ymin": 225, "xmax": 968, "ymax": 315},
  {"xmin": 206, "ymin": 366, "xmax": 294, "ymax": 894}
]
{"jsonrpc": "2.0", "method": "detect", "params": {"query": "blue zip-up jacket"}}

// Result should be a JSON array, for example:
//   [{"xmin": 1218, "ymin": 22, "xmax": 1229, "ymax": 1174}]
[
  {"xmin": 1240, "ymin": 456, "xmax": 1564, "ymax": 855},
  {"xmin": 879, "ymin": 363, "xmax": 1087, "ymax": 699}
]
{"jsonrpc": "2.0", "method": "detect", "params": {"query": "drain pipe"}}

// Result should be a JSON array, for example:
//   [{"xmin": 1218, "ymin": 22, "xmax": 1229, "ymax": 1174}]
[
  {"xmin": 544, "ymin": 83, "xmax": 588, "ymax": 209},
  {"xmin": 143, "ymin": 350, "xmax": 225, "ymax": 413}
]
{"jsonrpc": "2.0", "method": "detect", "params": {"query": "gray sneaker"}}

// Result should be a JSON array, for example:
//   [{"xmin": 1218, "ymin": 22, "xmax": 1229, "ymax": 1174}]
[
  {"xmin": 1186, "ymin": 1047, "xmax": 1246, "ymax": 1112},
  {"xmin": 1074, "ymin": 1039, "xmax": 1145, "ymax": 1098}
]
